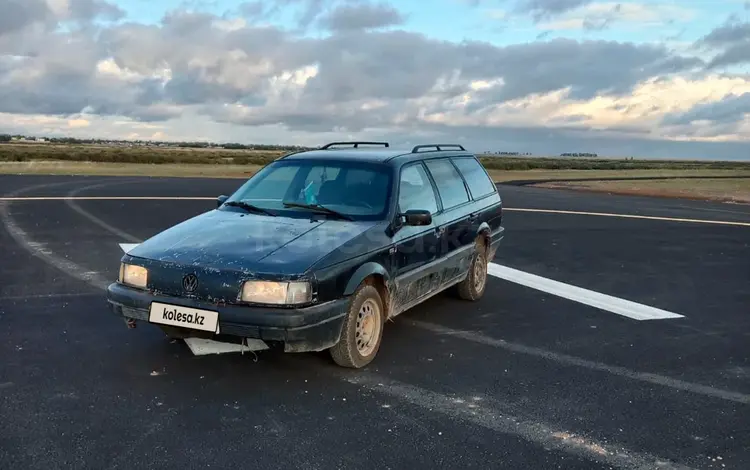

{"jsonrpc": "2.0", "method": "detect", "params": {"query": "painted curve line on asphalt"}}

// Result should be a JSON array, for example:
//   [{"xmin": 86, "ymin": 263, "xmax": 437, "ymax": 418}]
[
  {"xmin": 2, "ymin": 196, "xmax": 749, "ymax": 227},
  {"xmin": 410, "ymin": 321, "xmax": 750, "ymax": 406},
  {"xmin": 342, "ymin": 372, "xmax": 696, "ymax": 470},
  {"xmin": 64, "ymin": 180, "xmax": 144, "ymax": 244}
]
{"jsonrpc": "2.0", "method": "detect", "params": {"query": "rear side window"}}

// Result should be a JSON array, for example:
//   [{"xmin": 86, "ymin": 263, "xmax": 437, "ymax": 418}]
[
  {"xmin": 452, "ymin": 157, "xmax": 497, "ymax": 199},
  {"xmin": 424, "ymin": 159, "xmax": 470, "ymax": 210}
]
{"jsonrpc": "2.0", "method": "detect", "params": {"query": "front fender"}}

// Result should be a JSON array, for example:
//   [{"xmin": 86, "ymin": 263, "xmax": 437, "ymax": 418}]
[{"xmin": 344, "ymin": 262, "xmax": 390, "ymax": 295}]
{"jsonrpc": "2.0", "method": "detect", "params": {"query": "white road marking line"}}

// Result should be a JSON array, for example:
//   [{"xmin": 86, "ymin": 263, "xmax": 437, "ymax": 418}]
[
  {"xmin": 410, "ymin": 320, "xmax": 750, "ymax": 405},
  {"xmin": 119, "ymin": 243, "xmax": 140, "ymax": 253},
  {"xmin": 487, "ymin": 263, "xmax": 684, "ymax": 321},
  {"xmin": 343, "ymin": 373, "xmax": 693, "ymax": 469},
  {"xmin": 2, "ymin": 196, "xmax": 749, "ymax": 226},
  {"xmin": 503, "ymin": 207, "xmax": 750, "ymax": 227}
]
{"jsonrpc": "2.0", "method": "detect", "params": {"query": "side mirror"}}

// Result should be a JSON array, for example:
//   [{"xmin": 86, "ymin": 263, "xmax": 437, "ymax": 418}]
[
  {"xmin": 217, "ymin": 195, "xmax": 229, "ymax": 208},
  {"xmin": 401, "ymin": 209, "xmax": 432, "ymax": 226}
]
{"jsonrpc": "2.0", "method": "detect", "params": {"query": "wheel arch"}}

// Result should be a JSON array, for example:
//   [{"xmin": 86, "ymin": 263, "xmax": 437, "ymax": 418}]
[{"xmin": 344, "ymin": 262, "xmax": 392, "ymax": 318}]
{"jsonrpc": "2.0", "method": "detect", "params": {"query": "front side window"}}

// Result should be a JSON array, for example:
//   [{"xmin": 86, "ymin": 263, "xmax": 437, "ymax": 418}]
[
  {"xmin": 398, "ymin": 163, "xmax": 439, "ymax": 214},
  {"xmin": 424, "ymin": 159, "xmax": 470, "ymax": 210},
  {"xmin": 225, "ymin": 160, "xmax": 392, "ymax": 220}
]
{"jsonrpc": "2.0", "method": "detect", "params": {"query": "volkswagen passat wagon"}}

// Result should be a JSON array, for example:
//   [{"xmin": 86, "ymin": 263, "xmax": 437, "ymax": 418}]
[{"xmin": 107, "ymin": 142, "xmax": 505, "ymax": 368}]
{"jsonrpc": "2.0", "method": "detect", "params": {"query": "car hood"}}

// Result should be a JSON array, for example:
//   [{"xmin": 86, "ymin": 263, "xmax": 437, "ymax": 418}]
[{"xmin": 127, "ymin": 209, "xmax": 379, "ymax": 275}]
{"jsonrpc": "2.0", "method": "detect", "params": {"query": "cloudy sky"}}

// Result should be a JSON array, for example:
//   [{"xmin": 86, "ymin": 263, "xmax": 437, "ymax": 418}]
[{"xmin": 1, "ymin": 0, "xmax": 749, "ymax": 159}]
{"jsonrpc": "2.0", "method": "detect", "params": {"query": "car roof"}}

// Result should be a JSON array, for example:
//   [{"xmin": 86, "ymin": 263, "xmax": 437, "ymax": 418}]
[{"xmin": 280, "ymin": 142, "xmax": 475, "ymax": 166}]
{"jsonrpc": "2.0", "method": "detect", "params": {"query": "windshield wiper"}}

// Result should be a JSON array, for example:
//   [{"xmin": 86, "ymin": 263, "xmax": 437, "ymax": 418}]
[
  {"xmin": 223, "ymin": 200, "xmax": 276, "ymax": 217},
  {"xmin": 282, "ymin": 202, "xmax": 354, "ymax": 221}
]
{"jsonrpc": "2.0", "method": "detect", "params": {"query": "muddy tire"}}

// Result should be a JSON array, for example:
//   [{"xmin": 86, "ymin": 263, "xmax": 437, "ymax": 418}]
[
  {"xmin": 456, "ymin": 237, "xmax": 489, "ymax": 301},
  {"xmin": 329, "ymin": 284, "xmax": 385, "ymax": 369}
]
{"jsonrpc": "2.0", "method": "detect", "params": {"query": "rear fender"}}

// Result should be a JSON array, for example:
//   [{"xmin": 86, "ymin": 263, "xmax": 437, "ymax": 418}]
[{"xmin": 476, "ymin": 221, "xmax": 491, "ymax": 247}]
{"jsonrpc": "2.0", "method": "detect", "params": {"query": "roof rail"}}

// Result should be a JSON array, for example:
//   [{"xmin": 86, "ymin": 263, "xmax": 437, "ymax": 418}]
[
  {"xmin": 320, "ymin": 141, "xmax": 390, "ymax": 150},
  {"xmin": 411, "ymin": 144, "xmax": 466, "ymax": 153}
]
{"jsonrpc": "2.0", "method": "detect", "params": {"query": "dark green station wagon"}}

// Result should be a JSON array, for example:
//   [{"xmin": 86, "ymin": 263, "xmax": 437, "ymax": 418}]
[{"xmin": 107, "ymin": 142, "xmax": 505, "ymax": 368}]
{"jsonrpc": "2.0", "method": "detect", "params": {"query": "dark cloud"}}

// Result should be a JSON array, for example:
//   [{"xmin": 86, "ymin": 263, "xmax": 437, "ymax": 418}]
[
  {"xmin": 317, "ymin": 3, "xmax": 405, "ymax": 32},
  {"xmin": 581, "ymin": 3, "xmax": 621, "ymax": 31},
  {"xmin": 456, "ymin": 39, "xmax": 700, "ymax": 102},
  {"xmin": 0, "ymin": 8, "xmax": 702, "ymax": 126},
  {"xmin": 239, "ymin": 0, "xmax": 363, "ymax": 29},
  {"xmin": 0, "ymin": 0, "xmax": 53, "ymax": 36},
  {"xmin": 662, "ymin": 93, "xmax": 750, "ymax": 126},
  {"xmin": 69, "ymin": 0, "xmax": 126, "ymax": 22},
  {"xmin": 697, "ymin": 17, "xmax": 750, "ymax": 68},
  {"xmin": 701, "ymin": 20, "xmax": 750, "ymax": 47},
  {"xmin": 0, "ymin": 0, "xmax": 124, "ymax": 39},
  {"xmin": 515, "ymin": 0, "xmax": 595, "ymax": 22}
]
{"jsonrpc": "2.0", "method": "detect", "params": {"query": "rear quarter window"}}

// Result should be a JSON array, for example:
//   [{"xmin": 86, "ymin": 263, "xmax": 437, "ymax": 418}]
[
  {"xmin": 451, "ymin": 157, "xmax": 497, "ymax": 199},
  {"xmin": 424, "ymin": 159, "xmax": 470, "ymax": 210}
]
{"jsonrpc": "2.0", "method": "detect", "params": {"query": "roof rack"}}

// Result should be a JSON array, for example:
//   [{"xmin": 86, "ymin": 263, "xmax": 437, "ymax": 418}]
[
  {"xmin": 411, "ymin": 144, "xmax": 466, "ymax": 153},
  {"xmin": 320, "ymin": 141, "xmax": 390, "ymax": 150}
]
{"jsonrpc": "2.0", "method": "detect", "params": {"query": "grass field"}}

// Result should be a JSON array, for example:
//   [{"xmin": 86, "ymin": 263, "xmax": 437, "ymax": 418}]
[
  {"xmin": 536, "ymin": 178, "xmax": 750, "ymax": 203},
  {"xmin": 4, "ymin": 142, "xmax": 750, "ymax": 171},
  {"xmin": 2, "ymin": 143, "xmax": 750, "ymax": 203}
]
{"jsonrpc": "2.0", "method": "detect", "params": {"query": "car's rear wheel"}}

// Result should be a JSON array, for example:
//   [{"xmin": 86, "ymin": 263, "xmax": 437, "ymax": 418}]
[
  {"xmin": 456, "ymin": 237, "xmax": 488, "ymax": 301},
  {"xmin": 330, "ymin": 284, "xmax": 385, "ymax": 369}
]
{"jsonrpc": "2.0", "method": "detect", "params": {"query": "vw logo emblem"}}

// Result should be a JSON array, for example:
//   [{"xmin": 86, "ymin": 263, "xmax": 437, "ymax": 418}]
[{"xmin": 182, "ymin": 273, "xmax": 198, "ymax": 292}]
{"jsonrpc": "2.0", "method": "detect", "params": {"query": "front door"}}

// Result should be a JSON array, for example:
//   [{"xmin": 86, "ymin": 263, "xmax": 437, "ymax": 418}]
[{"xmin": 391, "ymin": 162, "xmax": 441, "ymax": 309}]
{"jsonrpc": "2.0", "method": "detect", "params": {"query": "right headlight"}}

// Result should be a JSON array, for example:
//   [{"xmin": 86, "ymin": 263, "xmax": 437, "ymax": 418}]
[
  {"xmin": 119, "ymin": 263, "xmax": 148, "ymax": 289},
  {"xmin": 240, "ymin": 281, "xmax": 312, "ymax": 305}
]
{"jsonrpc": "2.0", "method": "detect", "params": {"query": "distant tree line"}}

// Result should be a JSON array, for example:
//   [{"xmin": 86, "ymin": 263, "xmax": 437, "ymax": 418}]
[
  {"xmin": 486, "ymin": 151, "xmax": 533, "ymax": 156},
  {"xmin": 0, "ymin": 134, "xmax": 311, "ymax": 152},
  {"xmin": 1, "ymin": 134, "xmax": 607, "ymax": 158},
  {"xmin": 560, "ymin": 152, "xmax": 598, "ymax": 157}
]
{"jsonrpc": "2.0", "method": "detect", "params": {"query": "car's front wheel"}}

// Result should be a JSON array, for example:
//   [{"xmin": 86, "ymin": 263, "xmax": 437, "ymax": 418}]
[{"xmin": 330, "ymin": 283, "xmax": 385, "ymax": 369}]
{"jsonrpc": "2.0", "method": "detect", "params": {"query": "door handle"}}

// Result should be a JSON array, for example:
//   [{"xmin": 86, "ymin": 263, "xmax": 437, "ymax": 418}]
[
  {"xmin": 469, "ymin": 213, "xmax": 479, "ymax": 222},
  {"xmin": 435, "ymin": 226, "xmax": 445, "ymax": 236}
]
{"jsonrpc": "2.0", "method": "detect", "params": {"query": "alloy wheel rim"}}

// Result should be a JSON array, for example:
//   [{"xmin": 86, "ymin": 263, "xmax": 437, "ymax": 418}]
[{"xmin": 355, "ymin": 298, "xmax": 381, "ymax": 356}]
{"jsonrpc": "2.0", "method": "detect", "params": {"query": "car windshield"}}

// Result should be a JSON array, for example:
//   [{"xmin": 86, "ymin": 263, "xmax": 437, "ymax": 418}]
[{"xmin": 224, "ymin": 159, "xmax": 393, "ymax": 220}]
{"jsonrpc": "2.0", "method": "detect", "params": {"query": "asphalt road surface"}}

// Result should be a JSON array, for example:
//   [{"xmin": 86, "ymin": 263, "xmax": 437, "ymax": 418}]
[{"xmin": 1, "ymin": 175, "xmax": 749, "ymax": 470}]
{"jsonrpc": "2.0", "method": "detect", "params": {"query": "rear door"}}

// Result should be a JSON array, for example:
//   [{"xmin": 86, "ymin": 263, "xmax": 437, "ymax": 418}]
[
  {"xmin": 423, "ymin": 158, "xmax": 474, "ymax": 283},
  {"xmin": 391, "ymin": 162, "xmax": 441, "ymax": 309},
  {"xmin": 451, "ymin": 156, "xmax": 504, "ymax": 257}
]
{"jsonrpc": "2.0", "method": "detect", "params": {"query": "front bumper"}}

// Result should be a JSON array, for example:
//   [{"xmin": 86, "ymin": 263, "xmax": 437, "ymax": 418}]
[{"xmin": 107, "ymin": 282, "xmax": 349, "ymax": 352}]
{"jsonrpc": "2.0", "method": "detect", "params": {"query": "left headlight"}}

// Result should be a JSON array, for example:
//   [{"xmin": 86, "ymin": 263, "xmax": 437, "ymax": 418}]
[
  {"xmin": 240, "ymin": 281, "xmax": 312, "ymax": 305},
  {"xmin": 119, "ymin": 263, "xmax": 148, "ymax": 289}
]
